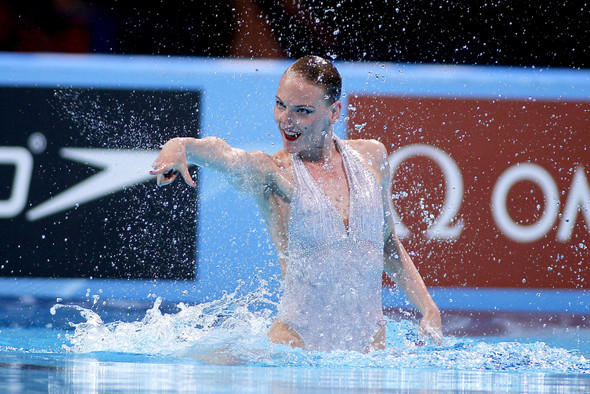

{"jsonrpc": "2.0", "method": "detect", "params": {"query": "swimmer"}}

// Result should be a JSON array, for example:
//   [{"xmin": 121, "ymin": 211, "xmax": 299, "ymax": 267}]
[{"xmin": 150, "ymin": 56, "xmax": 442, "ymax": 352}]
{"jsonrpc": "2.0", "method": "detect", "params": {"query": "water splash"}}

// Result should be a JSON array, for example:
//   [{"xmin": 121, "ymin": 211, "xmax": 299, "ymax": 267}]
[
  {"xmin": 52, "ymin": 281, "xmax": 276, "ymax": 355},
  {"xmin": 51, "ymin": 88, "xmax": 200, "ymax": 150},
  {"xmin": 52, "ymin": 283, "xmax": 589, "ymax": 374}
]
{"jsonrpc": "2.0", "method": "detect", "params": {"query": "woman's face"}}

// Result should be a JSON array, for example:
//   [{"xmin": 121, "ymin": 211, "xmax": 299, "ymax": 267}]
[{"xmin": 274, "ymin": 72, "xmax": 341, "ymax": 155}]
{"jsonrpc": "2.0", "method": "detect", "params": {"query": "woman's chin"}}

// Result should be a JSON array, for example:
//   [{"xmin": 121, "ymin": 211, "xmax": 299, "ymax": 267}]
[{"xmin": 282, "ymin": 140, "xmax": 300, "ymax": 154}]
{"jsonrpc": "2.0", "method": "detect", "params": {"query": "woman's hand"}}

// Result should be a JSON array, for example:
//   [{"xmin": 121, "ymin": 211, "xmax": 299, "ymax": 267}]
[
  {"xmin": 150, "ymin": 138, "xmax": 196, "ymax": 187},
  {"xmin": 419, "ymin": 308, "xmax": 443, "ymax": 345}
]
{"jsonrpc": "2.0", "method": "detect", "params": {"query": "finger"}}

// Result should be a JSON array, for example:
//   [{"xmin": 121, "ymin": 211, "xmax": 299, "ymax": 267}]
[
  {"xmin": 156, "ymin": 171, "xmax": 178, "ymax": 187},
  {"xmin": 432, "ymin": 333, "xmax": 443, "ymax": 345},
  {"xmin": 150, "ymin": 164, "xmax": 168, "ymax": 175},
  {"xmin": 180, "ymin": 166, "xmax": 196, "ymax": 187},
  {"xmin": 420, "ymin": 325, "xmax": 443, "ymax": 345}
]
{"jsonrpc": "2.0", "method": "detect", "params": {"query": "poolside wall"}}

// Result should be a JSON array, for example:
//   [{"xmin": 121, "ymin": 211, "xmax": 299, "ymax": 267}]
[{"xmin": 0, "ymin": 54, "xmax": 588, "ymax": 313}]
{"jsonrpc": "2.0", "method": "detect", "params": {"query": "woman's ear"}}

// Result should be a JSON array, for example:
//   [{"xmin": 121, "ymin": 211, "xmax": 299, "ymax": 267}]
[{"xmin": 330, "ymin": 100, "xmax": 342, "ymax": 124}]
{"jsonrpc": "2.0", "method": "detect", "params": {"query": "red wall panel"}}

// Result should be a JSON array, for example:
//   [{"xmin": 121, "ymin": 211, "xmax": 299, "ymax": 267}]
[{"xmin": 348, "ymin": 96, "xmax": 589, "ymax": 289}]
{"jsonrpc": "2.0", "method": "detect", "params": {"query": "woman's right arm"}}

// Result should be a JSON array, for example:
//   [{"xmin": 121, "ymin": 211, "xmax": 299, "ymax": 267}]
[{"xmin": 150, "ymin": 137, "xmax": 272, "ymax": 192}]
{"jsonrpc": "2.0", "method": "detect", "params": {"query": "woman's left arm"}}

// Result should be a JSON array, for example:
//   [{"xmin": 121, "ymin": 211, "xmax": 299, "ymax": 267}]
[
  {"xmin": 383, "ymin": 231, "xmax": 442, "ymax": 345},
  {"xmin": 365, "ymin": 139, "xmax": 442, "ymax": 344}
]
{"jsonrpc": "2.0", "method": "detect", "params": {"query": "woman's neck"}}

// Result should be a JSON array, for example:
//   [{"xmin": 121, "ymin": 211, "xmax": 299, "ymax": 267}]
[{"xmin": 299, "ymin": 132, "xmax": 336, "ymax": 166}]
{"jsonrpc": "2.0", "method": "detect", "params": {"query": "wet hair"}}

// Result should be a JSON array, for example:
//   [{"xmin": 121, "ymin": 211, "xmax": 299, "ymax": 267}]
[{"xmin": 286, "ymin": 55, "xmax": 342, "ymax": 104}]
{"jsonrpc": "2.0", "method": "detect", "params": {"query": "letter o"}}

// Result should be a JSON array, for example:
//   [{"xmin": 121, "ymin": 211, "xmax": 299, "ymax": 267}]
[
  {"xmin": 492, "ymin": 163, "xmax": 559, "ymax": 243},
  {"xmin": 0, "ymin": 147, "xmax": 33, "ymax": 218}
]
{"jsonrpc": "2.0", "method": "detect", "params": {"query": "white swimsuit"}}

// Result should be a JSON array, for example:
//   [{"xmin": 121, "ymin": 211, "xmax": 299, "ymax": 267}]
[{"xmin": 277, "ymin": 136, "xmax": 385, "ymax": 352}]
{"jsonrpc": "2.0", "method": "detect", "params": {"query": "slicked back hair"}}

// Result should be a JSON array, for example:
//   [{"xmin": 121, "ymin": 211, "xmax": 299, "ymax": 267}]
[{"xmin": 286, "ymin": 55, "xmax": 342, "ymax": 104}]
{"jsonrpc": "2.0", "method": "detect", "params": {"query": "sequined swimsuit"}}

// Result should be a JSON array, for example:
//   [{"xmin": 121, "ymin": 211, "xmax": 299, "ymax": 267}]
[{"xmin": 277, "ymin": 136, "xmax": 385, "ymax": 352}]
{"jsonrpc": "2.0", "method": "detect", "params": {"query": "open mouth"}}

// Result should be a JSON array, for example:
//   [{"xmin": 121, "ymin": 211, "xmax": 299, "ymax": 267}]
[{"xmin": 283, "ymin": 129, "xmax": 301, "ymax": 142}]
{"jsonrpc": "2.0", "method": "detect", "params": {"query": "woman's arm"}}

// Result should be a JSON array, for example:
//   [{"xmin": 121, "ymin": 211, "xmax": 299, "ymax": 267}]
[
  {"xmin": 383, "ymin": 231, "xmax": 442, "ymax": 344},
  {"xmin": 368, "ymin": 140, "xmax": 442, "ymax": 344},
  {"xmin": 150, "ymin": 136, "xmax": 276, "ymax": 194}
]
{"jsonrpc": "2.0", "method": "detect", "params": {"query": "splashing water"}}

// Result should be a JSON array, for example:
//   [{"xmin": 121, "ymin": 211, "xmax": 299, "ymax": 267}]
[
  {"xmin": 51, "ymin": 282, "xmax": 274, "ymax": 356},
  {"xmin": 51, "ymin": 88, "xmax": 200, "ymax": 150},
  {"xmin": 51, "ymin": 283, "xmax": 589, "ymax": 373}
]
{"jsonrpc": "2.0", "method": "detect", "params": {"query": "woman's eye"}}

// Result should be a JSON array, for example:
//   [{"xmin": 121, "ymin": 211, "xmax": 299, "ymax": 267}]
[
  {"xmin": 275, "ymin": 100, "xmax": 285, "ymax": 109},
  {"xmin": 297, "ymin": 108, "xmax": 312, "ymax": 114}
]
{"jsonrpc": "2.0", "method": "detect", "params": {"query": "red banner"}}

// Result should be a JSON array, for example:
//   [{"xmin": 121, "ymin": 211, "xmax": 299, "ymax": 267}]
[{"xmin": 347, "ymin": 96, "xmax": 589, "ymax": 289}]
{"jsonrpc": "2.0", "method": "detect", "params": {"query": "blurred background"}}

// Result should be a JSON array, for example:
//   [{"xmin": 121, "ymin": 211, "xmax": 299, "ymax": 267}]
[{"xmin": 0, "ymin": 0, "xmax": 587, "ymax": 67}]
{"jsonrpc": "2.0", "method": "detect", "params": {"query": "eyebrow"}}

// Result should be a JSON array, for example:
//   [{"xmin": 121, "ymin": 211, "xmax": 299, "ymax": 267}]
[{"xmin": 275, "ymin": 96, "xmax": 315, "ymax": 110}]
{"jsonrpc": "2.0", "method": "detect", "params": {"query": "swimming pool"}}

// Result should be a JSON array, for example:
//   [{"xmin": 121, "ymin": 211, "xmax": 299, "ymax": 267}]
[
  {"xmin": 0, "ymin": 290, "xmax": 588, "ymax": 392},
  {"xmin": 0, "ymin": 54, "xmax": 588, "ymax": 392}
]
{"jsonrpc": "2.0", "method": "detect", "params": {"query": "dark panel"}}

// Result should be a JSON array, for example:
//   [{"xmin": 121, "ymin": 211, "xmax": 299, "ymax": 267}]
[{"xmin": 0, "ymin": 87, "xmax": 201, "ymax": 280}]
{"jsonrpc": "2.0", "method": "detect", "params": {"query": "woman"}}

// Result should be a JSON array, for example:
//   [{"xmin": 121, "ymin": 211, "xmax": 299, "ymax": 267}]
[{"xmin": 151, "ymin": 56, "xmax": 442, "ymax": 352}]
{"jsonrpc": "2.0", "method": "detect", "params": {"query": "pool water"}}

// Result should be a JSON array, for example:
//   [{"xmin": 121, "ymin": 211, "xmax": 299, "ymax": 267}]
[{"xmin": 0, "ymin": 290, "xmax": 588, "ymax": 392}]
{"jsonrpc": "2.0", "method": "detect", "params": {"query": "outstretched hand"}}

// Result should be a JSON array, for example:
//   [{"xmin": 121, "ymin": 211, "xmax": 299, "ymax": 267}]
[{"xmin": 150, "ymin": 138, "xmax": 196, "ymax": 187}]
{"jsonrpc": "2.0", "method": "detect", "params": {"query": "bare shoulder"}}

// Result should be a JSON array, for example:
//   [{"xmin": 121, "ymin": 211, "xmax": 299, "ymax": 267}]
[
  {"xmin": 247, "ymin": 149, "xmax": 276, "ymax": 169},
  {"xmin": 270, "ymin": 149, "xmax": 292, "ymax": 172},
  {"xmin": 251, "ymin": 148, "xmax": 292, "ymax": 199},
  {"xmin": 345, "ymin": 139, "xmax": 389, "ymax": 169},
  {"xmin": 225, "ymin": 148, "xmax": 286, "ymax": 196},
  {"xmin": 240, "ymin": 149, "xmax": 287, "ymax": 175}
]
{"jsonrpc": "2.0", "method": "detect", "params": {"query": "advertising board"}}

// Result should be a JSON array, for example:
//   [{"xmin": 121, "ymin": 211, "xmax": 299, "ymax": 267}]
[
  {"xmin": 0, "ymin": 54, "xmax": 587, "ymax": 311},
  {"xmin": 348, "ymin": 96, "xmax": 589, "ymax": 289},
  {"xmin": 1, "ymin": 87, "xmax": 200, "ymax": 280}
]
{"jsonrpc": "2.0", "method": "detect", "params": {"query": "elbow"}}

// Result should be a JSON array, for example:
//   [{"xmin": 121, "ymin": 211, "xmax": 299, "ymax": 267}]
[{"xmin": 199, "ymin": 136, "xmax": 226, "ymax": 148}]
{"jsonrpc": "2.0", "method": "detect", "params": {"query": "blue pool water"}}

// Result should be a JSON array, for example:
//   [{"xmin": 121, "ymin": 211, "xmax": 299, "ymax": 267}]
[{"xmin": 0, "ymin": 285, "xmax": 588, "ymax": 392}]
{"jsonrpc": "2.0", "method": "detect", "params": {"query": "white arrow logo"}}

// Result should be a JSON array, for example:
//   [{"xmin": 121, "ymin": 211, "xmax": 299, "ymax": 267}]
[{"xmin": 26, "ymin": 148, "xmax": 160, "ymax": 221}]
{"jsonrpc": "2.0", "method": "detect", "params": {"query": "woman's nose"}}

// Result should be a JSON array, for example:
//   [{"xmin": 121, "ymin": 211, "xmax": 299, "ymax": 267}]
[{"xmin": 280, "ymin": 110, "xmax": 291, "ymax": 125}]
